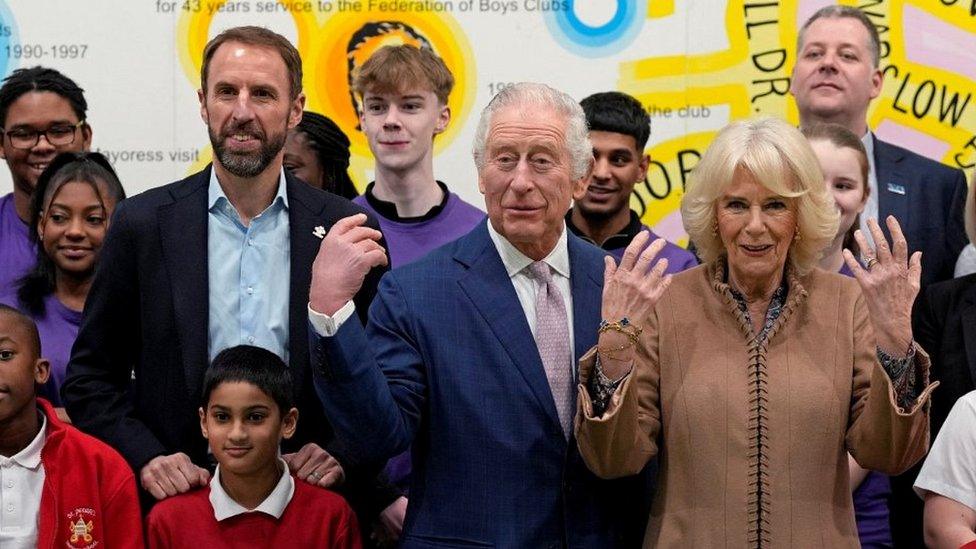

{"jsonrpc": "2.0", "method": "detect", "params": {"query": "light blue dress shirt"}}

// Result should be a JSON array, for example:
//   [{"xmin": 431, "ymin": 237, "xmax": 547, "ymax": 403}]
[{"xmin": 207, "ymin": 169, "xmax": 291, "ymax": 363}]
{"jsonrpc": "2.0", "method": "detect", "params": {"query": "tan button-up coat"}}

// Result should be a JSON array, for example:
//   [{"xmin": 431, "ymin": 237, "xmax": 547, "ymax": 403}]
[{"xmin": 576, "ymin": 262, "xmax": 936, "ymax": 548}]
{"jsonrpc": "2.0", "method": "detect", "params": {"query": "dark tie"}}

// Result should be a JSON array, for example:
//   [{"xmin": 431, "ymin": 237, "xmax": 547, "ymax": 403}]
[{"xmin": 527, "ymin": 261, "xmax": 573, "ymax": 438}]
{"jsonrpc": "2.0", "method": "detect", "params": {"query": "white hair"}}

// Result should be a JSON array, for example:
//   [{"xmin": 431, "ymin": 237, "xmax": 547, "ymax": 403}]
[{"xmin": 471, "ymin": 82, "xmax": 592, "ymax": 181}]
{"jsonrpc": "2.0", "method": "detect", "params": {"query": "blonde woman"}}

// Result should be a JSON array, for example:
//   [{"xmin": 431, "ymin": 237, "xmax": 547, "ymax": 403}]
[{"xmin": 576, "ymin": 117, "xmax": 936, "ymax": 547}]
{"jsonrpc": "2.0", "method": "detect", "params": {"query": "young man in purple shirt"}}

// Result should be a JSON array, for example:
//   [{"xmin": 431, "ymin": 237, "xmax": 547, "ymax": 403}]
[
  {"xmin": 349, "ymin": 44, "xmax": 484, "ymax": 545},
  {"xmin": 352, "ymin": 45, "xmax": 483, "ymax": 269},
  {"xmin": 0, "ymin": 67, "xmax": 92, "ymax": 294},
  {"xmin": 567, "ymin": 91, "xmax": 696, "ymax": 274}
]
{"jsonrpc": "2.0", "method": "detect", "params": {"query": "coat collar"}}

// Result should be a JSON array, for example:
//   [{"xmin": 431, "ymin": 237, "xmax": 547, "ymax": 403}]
[
  {"xmin": 707, "ymin": 257, "xmax": 808, "ymax": 344},
  {"xmin": 872, "ymin": 136, "xmax": 909, "ymax": 229}
]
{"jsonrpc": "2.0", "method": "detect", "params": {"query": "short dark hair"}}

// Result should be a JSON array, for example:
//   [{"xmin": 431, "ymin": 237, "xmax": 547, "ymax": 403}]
[
  {"xmin": 580, "ymin": 91, "xmax": 651, "ymax": 151},
  {"xmin": 798, "ymin": 5, "xmax": 881, "ymax": 68},
  {"xmin": 0, "ymin": 66, "xmax": 87, "ymax": 128},
  {"xmin": 202, "ymin": 345, "xmax": 295, "ymax": 413},
  {"xmin": 16, "ymin": 152, "xmax": 126, "ymax": 315},
  {"xmin": 295, "ymin": 111, "xmax": 358, "ymax": 199},
  {"xmin": 0, "ymin": 303, "xmax": 41, "ymax": 357},
  {"xmin": 201, "ymin": 26, "xmax": 303, "ymax": 100}
]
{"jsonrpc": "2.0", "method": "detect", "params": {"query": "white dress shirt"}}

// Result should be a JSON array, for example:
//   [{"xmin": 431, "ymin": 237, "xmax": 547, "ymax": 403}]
[
  {"xmin": 309, "ymin": 222, "xmax": 576, "ymax": 364},
  {"xmin": 860, "ymin": 131, "xmax": 878, "ymax": 246},
  {"xmin": 486, "ymin": 222, "xmax": 575, "ymax": 360},
  {"xmin": 209, "ymin": 458, "xmax": 295, "ymax": 521},
  {"xmin": 0, "ymin": 413, "xmax": 47, "ymax": 549}
]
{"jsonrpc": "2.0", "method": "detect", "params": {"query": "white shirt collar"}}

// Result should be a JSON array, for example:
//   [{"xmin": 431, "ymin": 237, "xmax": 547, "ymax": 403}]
[
  {"xmin": 209, "ymin": 458, "xmax": 295, "ymax": 521},
  {"xmin": 861, "ymin": 131, "xmax": 875, "ymax": 162},
  {"xmin": 1, "ymin": 412, "xmax": 47, "ymax": 470},
  {"xmin": 207, "ymin": 167, "xmax": 289, "ymax": 212},
  {"xmin": 486, "ymin": 220, "xmax": 570, "ymax": 279}
]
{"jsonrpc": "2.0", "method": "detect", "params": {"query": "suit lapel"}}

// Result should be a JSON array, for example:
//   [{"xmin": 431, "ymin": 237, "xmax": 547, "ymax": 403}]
[
  {"xmin": 874, "ymin": 137, "xmax": 909, "ymax": 237},
  {"xmin": 286, "ymin": 174, "xmax": 328, "ymax": 392},
  {"xmin": 959, "ymin": 287, "xmax": 976, "ymax": 388},
  {"xmin": 568, "ymin": 234, "xmax": 604, "ymax": 409},
  {"xmin": 568, "ymin": 234, "xmax": 603, "ymax": 365},
  {"xmin": 158, "ymin": 168, "xmax": 211, "ymax": 399},
  {"xmin": 455, "ymin": 222, "xmax": 563, "ymax": 431}
]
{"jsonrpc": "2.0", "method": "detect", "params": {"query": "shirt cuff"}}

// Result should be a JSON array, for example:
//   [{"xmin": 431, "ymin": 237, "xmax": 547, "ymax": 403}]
[
  {"xmin": 877, "ymin": 342, "xmax": 920, "ymax": 411},
  {"xmin": 308, "ymin": 301, "xmax": 356, "ymax": 337},
  {"xmin": 586, "ymin": 354, "xmax": 632, "ymax": 417}
]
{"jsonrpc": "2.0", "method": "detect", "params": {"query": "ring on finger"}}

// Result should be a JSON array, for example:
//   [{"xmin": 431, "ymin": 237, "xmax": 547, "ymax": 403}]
[
  {"xmin": 865, "ymin": 257, "xmax": 879, "ymax": 269},
  {"xmin": 309, "ymin": 471, "xmax": 321, "ymax": 480}
]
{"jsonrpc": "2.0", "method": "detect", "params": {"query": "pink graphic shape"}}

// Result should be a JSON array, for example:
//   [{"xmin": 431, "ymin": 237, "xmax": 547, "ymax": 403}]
[
  {"xmin": 903, "ymin": 5, "xmax": 976, "ymax": 82},
  {"xmin": 875, "ymin": 120, "xmax": 950, "ymax": 162},
  {"xmin": 651, "ymin": 209, "xmax": 687, "ymax": 242}
]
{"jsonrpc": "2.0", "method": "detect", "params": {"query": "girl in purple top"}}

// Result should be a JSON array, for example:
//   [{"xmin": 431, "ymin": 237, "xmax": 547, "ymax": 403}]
[
  {"xmin": 805, "ymin": 124, "xmax": 891, "ymax": 548},
  {"xmin": 1, "ymin": 152, "xmax": 124, "ymax": 411}
]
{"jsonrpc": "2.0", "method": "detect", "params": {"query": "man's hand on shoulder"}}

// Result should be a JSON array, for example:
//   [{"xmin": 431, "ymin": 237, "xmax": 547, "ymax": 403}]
[
  {"xmin": 310, "ymin": 213, "xmax": 388, "ymax": 316},
  {"xmin": 283, "ymin": 442, "xmax": 345, "ymax": 487},
  {"xmin": 140, "ymin": 453, "xmax": 210, "ymax": 500}
]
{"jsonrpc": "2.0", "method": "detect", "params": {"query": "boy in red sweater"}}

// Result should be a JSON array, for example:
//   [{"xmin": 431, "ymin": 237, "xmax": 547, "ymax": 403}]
[
  {"xmin": 0, "ymin": 304, "xmax": 142, "ymax": 549},
  {"xmin": 146, "ymin": 345, "xmax": 361, "ymax": 548}
]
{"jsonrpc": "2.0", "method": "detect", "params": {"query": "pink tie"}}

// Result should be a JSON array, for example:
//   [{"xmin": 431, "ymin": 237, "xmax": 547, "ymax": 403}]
[{"xmin": 528, "ymin": 261, "xmax": 573, "ymax": 438}]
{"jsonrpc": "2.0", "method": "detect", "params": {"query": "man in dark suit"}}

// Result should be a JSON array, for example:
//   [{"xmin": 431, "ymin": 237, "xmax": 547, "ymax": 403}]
[
  {"xmin": 791, "ymin": 7, "xmax": 969, "ymax": 546},
  {"xmin": 62, "ymin": 26, "xmax": 388, "ymax": 510},
  {"xmin": 790, "ymin": 5, "xmax": 967, "ymax": 288},
  {"xmin": 307, "ymin": 83, "xmax": 648, "ymax": 548}
]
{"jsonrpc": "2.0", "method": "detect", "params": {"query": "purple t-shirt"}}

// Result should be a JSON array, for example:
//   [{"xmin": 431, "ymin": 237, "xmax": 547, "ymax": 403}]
[
  {"xmin": 0, "ymin": 193, "xmax": 36, "ymax": 295},
  {"xmin": 838, "ymin": 261, "xmax": 893, "ymax": 547},
  {"xmin": 354, "ymin": 189, "xmax": 484, "ymax": 489},
  {"xmin": 0, "ymin": 291, "xmax": 82, "ymax": 407},
  {"xmin": 354, "ymin": 191, "xmax": 484, "ymax": 267},
  {"xmin": 606, "ymin": 226, "xmax": 698, "ymax": 275}
]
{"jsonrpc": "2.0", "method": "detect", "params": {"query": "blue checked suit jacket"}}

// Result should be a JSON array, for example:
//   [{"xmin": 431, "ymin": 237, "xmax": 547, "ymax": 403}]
[{"xmin": 314, "ymin": 220, "xmax": 649, "ymax": 549}]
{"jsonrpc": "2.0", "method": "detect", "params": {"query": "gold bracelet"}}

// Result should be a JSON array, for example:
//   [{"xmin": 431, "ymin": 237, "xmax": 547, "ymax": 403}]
[{"xmin": 598, "ymin": 317, "xmax": 643, "ymax": 345}]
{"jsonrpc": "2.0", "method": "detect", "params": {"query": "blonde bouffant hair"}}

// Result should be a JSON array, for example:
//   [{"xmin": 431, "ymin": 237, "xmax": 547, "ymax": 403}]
[{"xmin": 681, "ymin": 117, "xmax": 839, "ymax": 275}]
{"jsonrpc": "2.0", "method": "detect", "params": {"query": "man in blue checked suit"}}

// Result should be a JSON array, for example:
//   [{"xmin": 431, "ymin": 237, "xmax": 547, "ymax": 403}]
[{"xmin": 307, "ymin": 83, "xmax": 648, "ymax": 548}]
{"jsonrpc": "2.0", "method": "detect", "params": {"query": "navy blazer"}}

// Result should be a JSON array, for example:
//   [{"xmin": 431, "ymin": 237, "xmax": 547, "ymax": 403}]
[
  {"xmin": 62, "ymin": 166, "xmax": 384, "ymax": 473},
  {"xmin": 313, "ymin": 220, "xmax": 647, "ymax": 548},
  {"xmin": 874, "ymin": 137, "xmax": 967, "ymax": 287}
]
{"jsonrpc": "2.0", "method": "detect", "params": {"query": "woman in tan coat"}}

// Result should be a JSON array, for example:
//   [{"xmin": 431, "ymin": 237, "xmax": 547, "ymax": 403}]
[{"xmin": 576, "ymin": 117, "xmax": 937, "ymax": 548}]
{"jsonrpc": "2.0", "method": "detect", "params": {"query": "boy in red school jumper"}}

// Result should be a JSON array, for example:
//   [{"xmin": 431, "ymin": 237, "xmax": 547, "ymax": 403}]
[
  {"xmin": 146, "ymin": 345, "xmax": 361, "ymax": 549},
  {"xmin": 0, "ymin": 304, "xmax": 142, "ymax": 549}
]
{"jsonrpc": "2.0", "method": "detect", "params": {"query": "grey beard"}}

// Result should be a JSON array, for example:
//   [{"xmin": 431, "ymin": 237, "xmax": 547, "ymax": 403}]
[{"xmin": 210, "ymin": 130, "xmax": 285, "ymax": 178}]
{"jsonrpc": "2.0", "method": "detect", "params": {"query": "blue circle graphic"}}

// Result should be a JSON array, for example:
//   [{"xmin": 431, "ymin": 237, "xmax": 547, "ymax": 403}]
[
  {"xmin": 0, "ymin": 1, "xmax": 18, "ymax": 78},
  {"xmin": 544, "ymin": 1, "xmax": 646, "ymax": 57}
]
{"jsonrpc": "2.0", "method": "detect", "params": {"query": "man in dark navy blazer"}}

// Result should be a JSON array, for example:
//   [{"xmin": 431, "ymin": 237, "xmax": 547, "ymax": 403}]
[
  {"xmin": 790, "ymin": 5, "xmax": 967, "ymax": 288},
  {"xmin": 62, "ymin": 26, "xmax": 389, "ymax": 512},
  {"xmin": 791, "ymin": 7, "xmax": 969, "ymax": 547},
  {"xmin": 307, "ymin": 83, "xmax": 648, "ymax": 548}
]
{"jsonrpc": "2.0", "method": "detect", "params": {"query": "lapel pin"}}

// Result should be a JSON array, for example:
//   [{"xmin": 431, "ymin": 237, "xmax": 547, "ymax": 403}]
[
  {"xmin": 886, "ymin": 183, "xmax": 906, "ymax": 195},
  {"xmin": 312, "ymin": 226, "xmax": 326, "ymax": 239}
]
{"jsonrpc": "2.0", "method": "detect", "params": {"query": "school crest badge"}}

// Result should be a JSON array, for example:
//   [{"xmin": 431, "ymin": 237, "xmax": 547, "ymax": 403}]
[{"xmin": 66, "ymin": 507, "xmax": 99, "ymax": 548}]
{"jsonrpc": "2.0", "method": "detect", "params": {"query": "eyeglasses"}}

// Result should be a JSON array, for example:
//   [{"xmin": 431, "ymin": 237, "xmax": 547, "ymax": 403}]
[{"xmin": 2, "ymin": 120, "xmax": 86, "ymax": 150}]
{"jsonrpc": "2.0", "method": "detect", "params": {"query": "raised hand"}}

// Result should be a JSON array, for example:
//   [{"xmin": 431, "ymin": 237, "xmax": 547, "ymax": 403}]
[
  {"xmin": 599, "ymin": 231, "xmax": 672, "ymax": 377},
  {"xmin": 842, "ymin": 216, "xmax": 921, "ymax": 356},
  {"xmin": 309, "ymin": 213, "xmax": 388, "ymax": 316}
]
